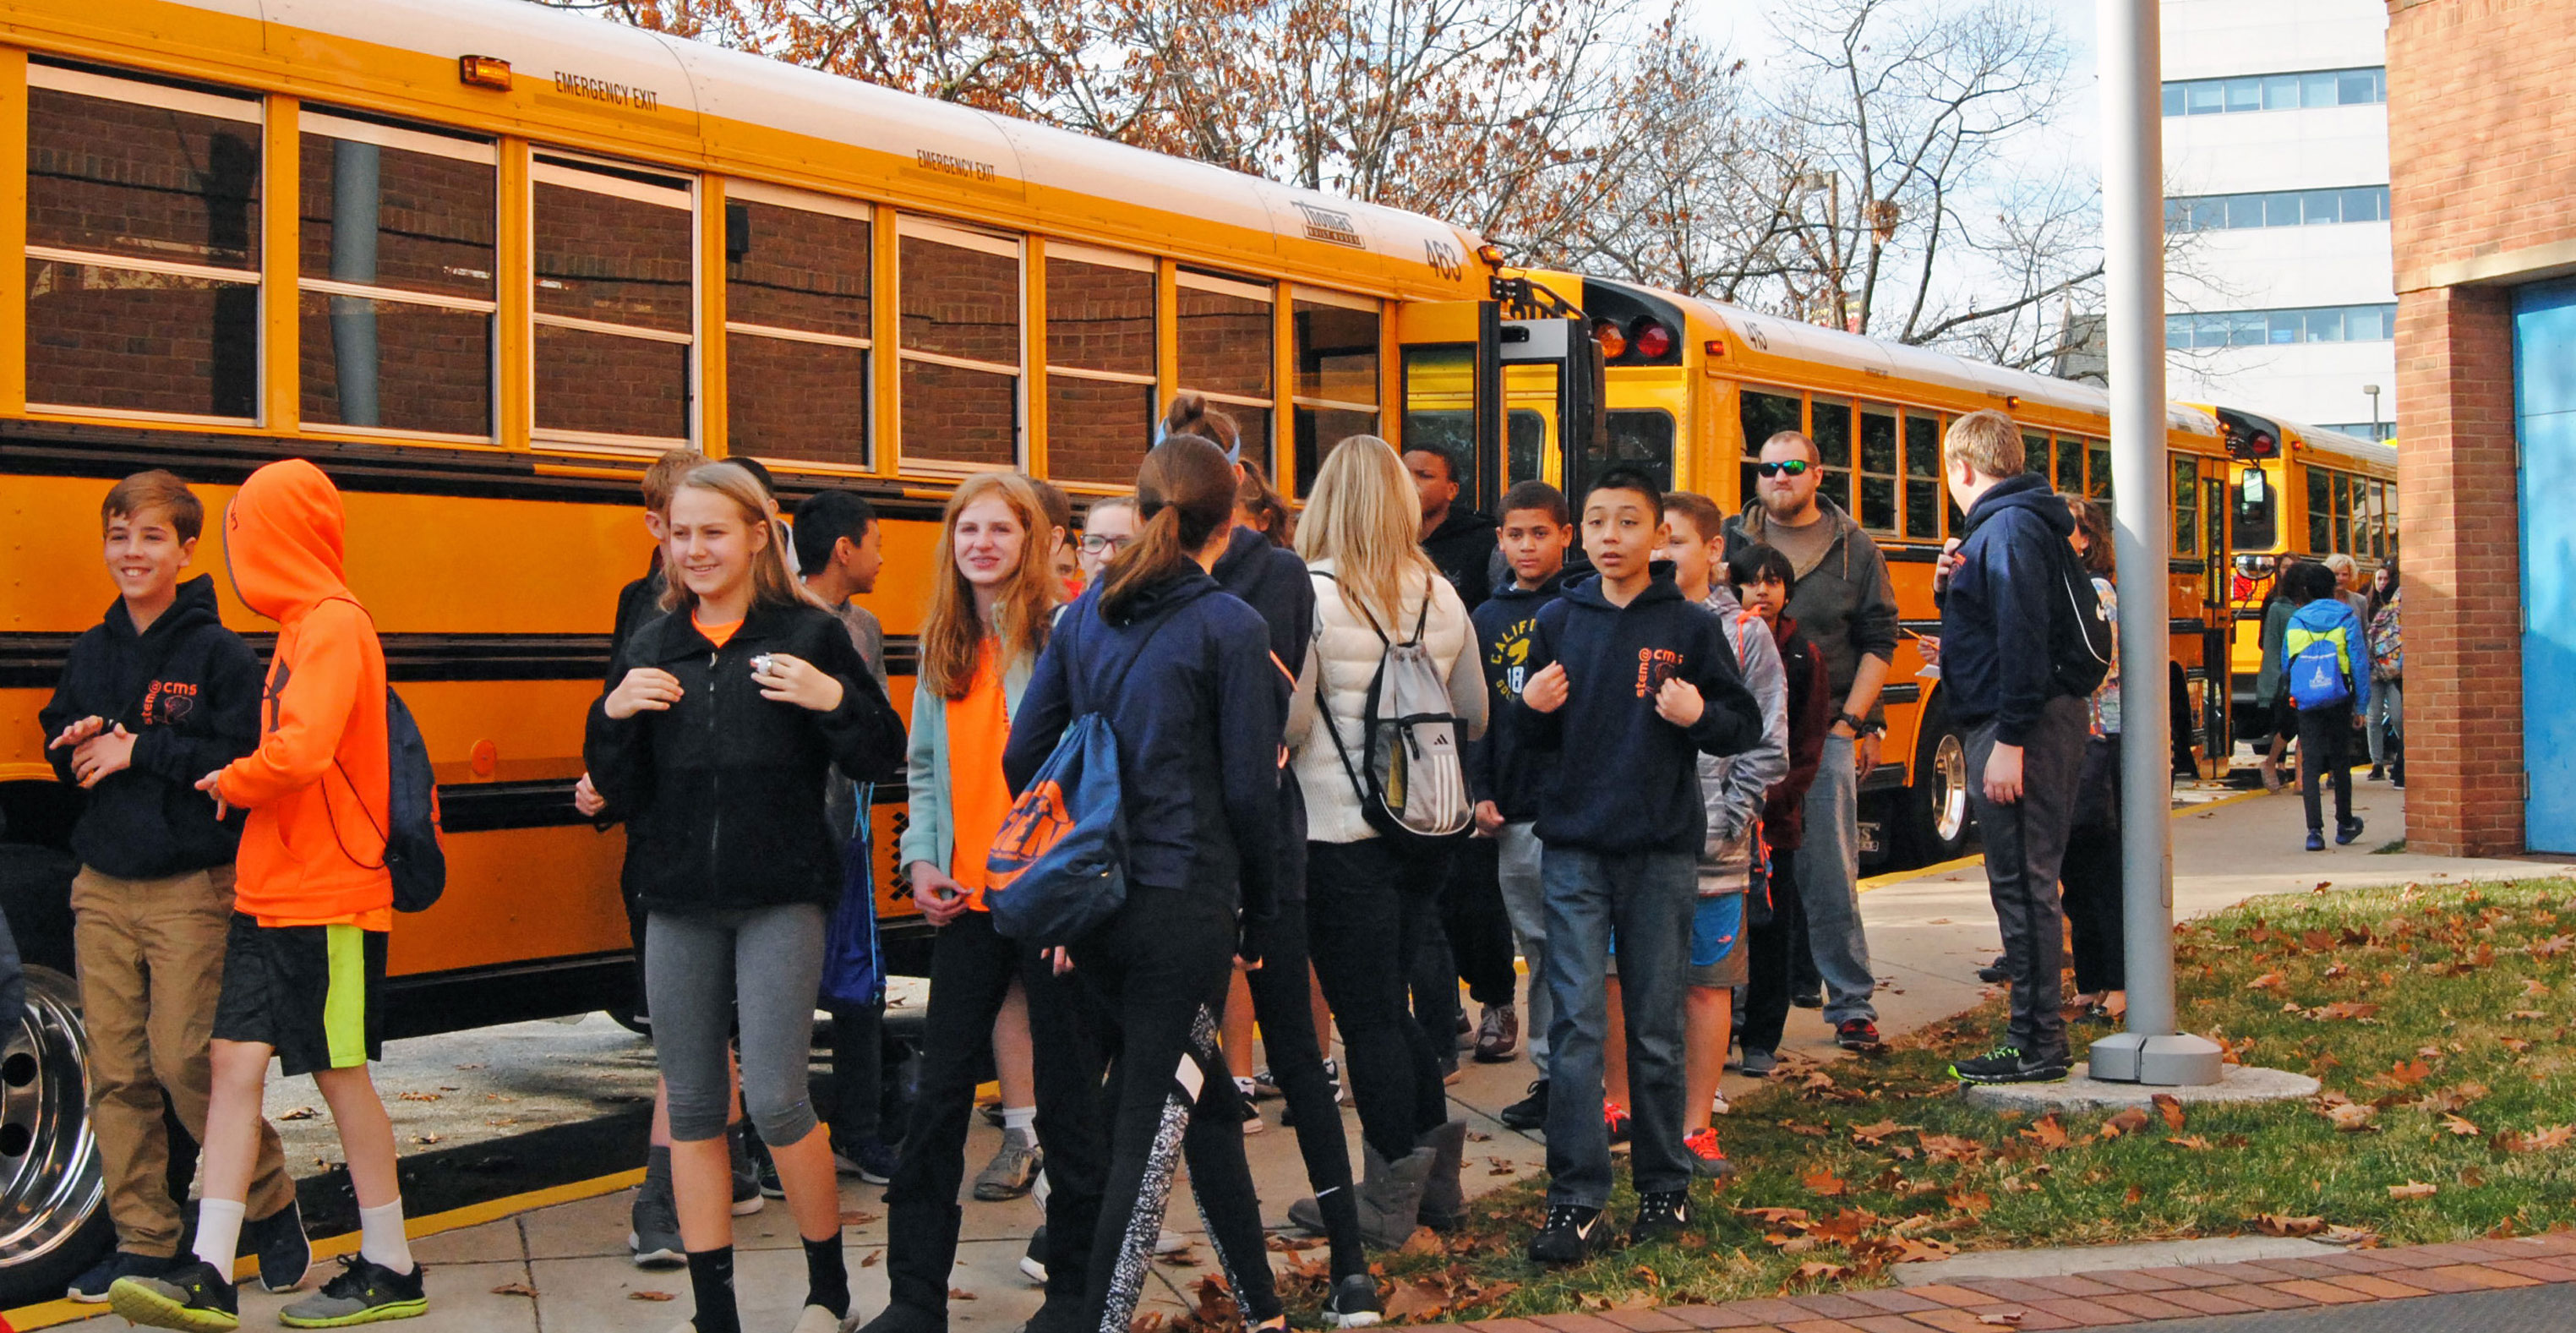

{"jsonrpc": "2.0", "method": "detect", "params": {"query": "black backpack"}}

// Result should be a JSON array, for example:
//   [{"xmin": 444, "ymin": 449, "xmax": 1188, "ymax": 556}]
[
  {"xmin": 2044, "ymin": 536, "xmax": 2114, "ymax": 700},
  {"xmin": 330, "ymin": 690, "xmax": 447, "ymax": 913}
]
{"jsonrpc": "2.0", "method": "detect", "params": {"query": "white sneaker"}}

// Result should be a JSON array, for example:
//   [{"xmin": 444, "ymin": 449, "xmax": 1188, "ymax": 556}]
[
  {"xmin": 1711, "ymin": 1089, "xmax": 1732, "ymax": 1117},
  {"xmin": 1235, "ymin": 1077, "xmax": 1265, "ymax": 1134},
  {"xmin": 1155, "ymin": 1229, "xmax": 1188, "ymax": 1256}
]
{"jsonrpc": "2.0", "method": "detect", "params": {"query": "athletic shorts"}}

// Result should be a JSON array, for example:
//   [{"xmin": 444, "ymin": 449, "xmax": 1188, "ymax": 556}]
[
  {"xmin": 1689, "ymin": 893, "xmax": 1746, "ymax": 989},
  {"xmin": 211, "ymin": 914, "xmax": 387, "ymax": 1077}
]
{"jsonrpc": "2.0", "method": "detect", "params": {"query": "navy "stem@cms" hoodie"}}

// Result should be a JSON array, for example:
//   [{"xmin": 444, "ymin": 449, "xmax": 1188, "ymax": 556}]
[{"xmin": 1514, "ymin": 564, "xmax": 1764, "ymax": 855}]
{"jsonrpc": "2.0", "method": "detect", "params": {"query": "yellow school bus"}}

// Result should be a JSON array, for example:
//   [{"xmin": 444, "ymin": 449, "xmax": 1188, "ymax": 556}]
[
  {"xmin": 1450, "ymin": 272, "xmax": 2242, "ymax": 864},
  {"xmin": 2192, "ymin": 407, "xmax": 2399, "ymax": 736},
  {"xmin": 0, "ymin": 0, "xmax": 1600, "ymax": 1297}
]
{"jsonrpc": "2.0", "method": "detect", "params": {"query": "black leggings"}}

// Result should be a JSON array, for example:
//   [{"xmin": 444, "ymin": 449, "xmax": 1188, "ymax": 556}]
[
  {"xmin": 1236, "ymin": 903, "xmax": 1363, "ymax": 1279},
  {"xmin": 1307, "ymin": 839, "xmax": 1452, "ymax": 1164},
  {"xmin": 881, "ymin": 912, "xmax": 1106, "ymax": 1318},
  {"xmin": 2059, "ymin": 737, "xmax": 2126, "ymax": 996},
  {"xmin": 1075, "ymin": 884, "xmax": 1280, "ymax": 1333},
  {"xmin": 1741, "ymin": 850, "xmax": 1803, "ymax": 1057},
  {"xmin": 2297, "ymin": 702, "xmax": 2356, "ymax": 831},
  {"xmin": 1442, "ymin": 839, "xmax": 1520, "ymax": 1008}
]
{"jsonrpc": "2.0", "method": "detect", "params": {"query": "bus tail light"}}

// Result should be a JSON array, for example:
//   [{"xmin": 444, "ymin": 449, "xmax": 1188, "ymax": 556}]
[{"xmin": 1632, "ymin": 318, "xmax": 1673, "ymax": 360}]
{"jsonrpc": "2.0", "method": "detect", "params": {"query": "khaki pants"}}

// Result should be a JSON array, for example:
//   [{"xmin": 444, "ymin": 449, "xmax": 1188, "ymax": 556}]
[{"xmin": 73, "ymin": 866, "xmax": 297, "ymax": 1257}]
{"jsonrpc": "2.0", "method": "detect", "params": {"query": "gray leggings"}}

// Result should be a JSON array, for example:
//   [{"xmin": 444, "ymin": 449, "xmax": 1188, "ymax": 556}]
[{"xmin": 646, "ymin": 904, "xmax": 826, "ymax": 1145}]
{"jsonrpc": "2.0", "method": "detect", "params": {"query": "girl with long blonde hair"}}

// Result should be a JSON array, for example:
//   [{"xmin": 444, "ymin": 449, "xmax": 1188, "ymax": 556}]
[{"xmin": 1284, "ymin": 435, "xmax": 1486, "ymax": 1247}]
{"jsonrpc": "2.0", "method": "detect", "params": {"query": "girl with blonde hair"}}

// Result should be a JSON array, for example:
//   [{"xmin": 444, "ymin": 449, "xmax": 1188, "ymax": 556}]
[{"xmin": 1284, "ymin": 436, "xmax": 1486, "ymax": 1247}]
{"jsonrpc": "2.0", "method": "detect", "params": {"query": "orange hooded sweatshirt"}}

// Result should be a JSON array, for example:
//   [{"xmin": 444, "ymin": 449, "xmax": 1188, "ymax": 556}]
[{"xmin": 214, "ymin": 460, "xmax": 394, "ymax": 925}]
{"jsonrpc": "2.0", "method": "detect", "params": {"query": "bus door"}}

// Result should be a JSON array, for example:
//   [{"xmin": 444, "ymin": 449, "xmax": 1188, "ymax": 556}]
[
  {"xmin": 1394, "ymin": 301, "xmax": 1600, "ymax": 519},
  {"xmin": 2202, "ymin": 472, "xmax": 2234, "ymax": 771}
]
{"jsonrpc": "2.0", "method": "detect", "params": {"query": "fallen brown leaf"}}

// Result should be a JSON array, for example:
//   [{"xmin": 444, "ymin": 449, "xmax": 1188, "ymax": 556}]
[
  {"xmin": 1946, "ymin": 1188, "xmax": 1993, "ymax": 1216},
  {"xmin": 2325, "ymin": 1102, "xmax": 2378, "ymax": 1132},
  {"xmin": 2246, "ymin": 971, "xmax": 2289, "ymax": 992},
  {"xmin": 279, "ymin": 1106, "xmax": 316, "ymax": 1121},
  {"xmin": 839, "ymin": 1210, "xmax": 880, "ymax": 1227},
  {"xmin": 2124, "ymin": 1184, "xmax": 2144, "ymax": 1205},
  {"xmin": 1792, "ymin": 1260, "xmax": 1854, "ymax": 1284},
  {"xmin": 1735, "ymin": 1205, "xmax": 1814, "ymax": 1227},
  {"xmin": 630, "ymin": 1291, "xmax": 677, "ymax": 1301},
  {"xmin": 2153, "ymin": 1094, "xmax": 2186, "ymax": 1133},
  {"xmin": 1976, "ymin": 1314, "xmax": 2026, "ymax": 1327},
  {"xmin": 2253, "ymin": 1214, "xmax": 2327, "ymax": 1237},
  {"xmin": 2388, "ymin": 1181, "xmax": 2438, "ymax": 1200},
  {"xmin": 2498, "ymin": 1124, "xmax": 2576, "ymax": 1153},
  {"xmin": 2103, "ymin": 1107, "xmax": 2151, "ymax": 1137},
  {"xmin": 861, "ymin": 1251, "xmax": 881, "ymax": 1267},
  {"xmin": 2021, "ymin": 1114, "xmax": 2071, "ymax": 1150},
  {"xmin": 2165, "ymin": 1135, "xmax": 2213, "ymax": 1151},
  {"xmin": 1396, "ymin": 1227, "xmax": 1444, "ymax": 1257},
  {"xmin": 1802, "ymin": 1167, "xmax": 1848, "ymax": 1197},
  {"xmin": 948, "ymin": 1288, "xmax": 976, "ymax": 1301},
  {"xmin": 492, "ymin": 1281, "xmax": 536, "ymax": 1297},
  {"xmin": 2442, "ymin": 1114, "xmax": 2482, "ymax": 1137},
  {"xmin": 1380, "ymin": 1281, "xmax": 1448, "ymax": 1320},
  {"xmin": 1849, "ymin": 1119, "xmax": 1911, "ymax": 1145}
]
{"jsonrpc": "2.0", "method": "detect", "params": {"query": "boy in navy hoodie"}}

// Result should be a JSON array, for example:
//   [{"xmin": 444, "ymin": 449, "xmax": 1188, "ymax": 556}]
[
  {"xmin": 1933, "ymin": 412, "xmax": 2093, "ymax": 1086},
  {"xmin": 39, "ymin": 471, "xmax": 308, "ymax": 1301},
  {"xmin": 1473, "ymin": 481, "xmax": 1574, "ymax": 1131},
  {"xmin": 1514, "ymin": 467, "xmax": 1761, "ymax": 1264}
]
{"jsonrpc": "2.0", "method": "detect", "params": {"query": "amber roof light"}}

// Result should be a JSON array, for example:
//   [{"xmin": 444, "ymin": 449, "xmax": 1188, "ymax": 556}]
[{"xmin": 459, "ymin": 55, "xmax": 513, "ymax": 90}]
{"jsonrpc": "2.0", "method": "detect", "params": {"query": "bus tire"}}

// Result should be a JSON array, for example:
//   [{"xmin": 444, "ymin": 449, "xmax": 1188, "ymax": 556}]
[
  {"xmin": 0, "ymin": 843, "xmax": 112, "ymax": 1309},
  {"xmin": 1899, "ymin": 696, "xmax": 1977, "ymax": 865}
]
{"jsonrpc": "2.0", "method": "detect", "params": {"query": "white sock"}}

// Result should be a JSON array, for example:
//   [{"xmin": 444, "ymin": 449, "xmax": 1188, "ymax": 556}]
[
  {"xmin": 1001, "ymin": 1105, "xmax": 1037, "ymax": 1144},
  {"xmin": 192, "ymin": 1198, "xmax": 247, "ymax": 1274},
  {"xmin": 358, "ymin": 1199, "xmax": 414, "ymax": 1275}
]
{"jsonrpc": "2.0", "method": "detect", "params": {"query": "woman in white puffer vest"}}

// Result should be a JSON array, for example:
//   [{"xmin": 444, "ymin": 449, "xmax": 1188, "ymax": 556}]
[{"xmin": 1282, "ymin": 435, "xmax": 1487, "ymax": 1251}]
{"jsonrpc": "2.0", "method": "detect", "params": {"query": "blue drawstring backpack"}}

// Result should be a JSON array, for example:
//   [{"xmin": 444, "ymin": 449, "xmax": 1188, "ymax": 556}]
[
  {"xmin": 820, "ymin": 784, "xmax": 882, "ymax": 1007},
  {"xmin": 985, "ymin": 610, "xmax": 1170, "ymax": 948}
]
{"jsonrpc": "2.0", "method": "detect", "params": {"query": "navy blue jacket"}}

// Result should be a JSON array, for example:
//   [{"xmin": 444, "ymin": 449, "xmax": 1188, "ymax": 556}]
[
  {"xmin": 1937, "ymin": 473, "xmax": 2077, "ymax": 746},
  {"xmin": 1211, "ymin": 525, "xmax": 1314, "ymax": 903},
  {"xmin": 37, "ymin": 576, "xmax": 260, "ymax": 879},
  {"xmin": 1468, "ymin": 570, "xmax": 1568, "ymax": 820},
  {"xmin": 1515, "ymin": 565, "xmax": 1763, "ymax": 854},
  {"xmin": 1004, "ymin": 571, "xmax": 1285, "ymax": 935}
]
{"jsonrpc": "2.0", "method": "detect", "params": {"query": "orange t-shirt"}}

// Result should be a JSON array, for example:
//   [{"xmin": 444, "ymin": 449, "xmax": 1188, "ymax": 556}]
[
  {"xmin": 694, "ymin": 612, "xmax": 743, "ymax": 649},
  {"xmin": 945, "ymin": 641, "xmax": 1012, "ymax": 909}
]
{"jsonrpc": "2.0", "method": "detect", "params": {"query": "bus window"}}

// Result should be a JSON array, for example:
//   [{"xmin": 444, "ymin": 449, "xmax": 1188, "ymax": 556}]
[
  {"xmin": 1177, "ymin": 269, "xmax": 1275, "ymax": 473},
  {"xmin": 1504, "ymin": 363, "xmax": 1562, "ymax": 492},
  {"xmin": 300, "ymin": 112, "xmax": 496, "ymax": 440},
  {"xmin": 1398, "ymin": 344, "xmax": 1474, "ymax": 496},
  {"xmin": 2318, "ymin": 467, "xmax": 2339, "ymax": 551},
  {"xmin": 2332, "ymin": 473, "xmax": 2352, "ymax": 553},
  {"xmin": 534, "ymin": 155, "xmax": 695, "ymax": 445},
  {"xmin": 1738, "ymin": 386, "xmax": 1802, "ymax": 504},
  {"xmin": 724, "ymin": 185, "xmax": 874, "ymax": 468},
  {"xmin": 25, "ymin": 63, "xmax": 262, "ymax": 419},
  {"xmin": 1858, "ymin": 404, "xmax": 1900, "ymax": 533},
  {"xmin": 1813, "ymin": 397, "xmax": 1854, "ymax": 511},
  {"xmin": 1292, "ymin": 291, "xmax": 1383, "ymax": 489},
  {"xmin": 896, "ymin": 217, "xmax": 1023, "ymax": 467},
  {"xmin": 1508, "ymin": 409, "xmax": 1547, "ymax": 487},
  {"xmin": 1902, "ymin": 412, "xmax": 1941, "ymax": 538},
  {"xmin": 1600, "ymin": 409, "xmax": 1674, "ymax": 494},
  {"xmin": 2172, "ymin": 456, "xmax": 2200, "ymax": 555},
  {"xmin": 2234, "ymin": 466, "xmax": 2277, "ymax": 551},
  {"xmin": 2055, "ymin": 433, "xmax": 2083, "ymax": 494},
  {"xmin": 2023, "ymin": 432, "xmax": 2051, "ymax": 480},
  {"xmin": 1043, "ymin": 243, "xmax": 1155, "ymax": 484},
  {"xmin": 2088, "ymin": 440, "xmax": 2113, "ymax": 500}
]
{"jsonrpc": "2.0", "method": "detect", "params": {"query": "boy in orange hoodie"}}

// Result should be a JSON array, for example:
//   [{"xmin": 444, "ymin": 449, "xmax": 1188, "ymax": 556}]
[{"xmin": 112, "ymin": 460, "xmax": 428, "ymax": 1330}]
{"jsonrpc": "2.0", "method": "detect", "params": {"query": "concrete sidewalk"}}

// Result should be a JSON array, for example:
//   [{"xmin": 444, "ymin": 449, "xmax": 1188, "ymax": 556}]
[{"xmin": 37, "ymin": 781, "xmax": 2568, "ymax": 1331}]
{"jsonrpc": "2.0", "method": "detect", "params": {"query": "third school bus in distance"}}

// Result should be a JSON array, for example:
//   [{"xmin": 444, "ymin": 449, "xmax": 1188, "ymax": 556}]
[{"xmin": 2188, "ymin": 407, "xmax": 2399, "ymax": 736}]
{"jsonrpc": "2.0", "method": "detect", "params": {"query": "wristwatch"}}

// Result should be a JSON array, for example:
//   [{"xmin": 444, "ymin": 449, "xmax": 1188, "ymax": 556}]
[{"xmin": 1837, "ymin": 711, "xmax": 1884, "ymax": 737}]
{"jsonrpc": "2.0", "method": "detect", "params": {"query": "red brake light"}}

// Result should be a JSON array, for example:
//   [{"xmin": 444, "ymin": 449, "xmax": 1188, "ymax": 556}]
[
  {"xmin": 1632, "ymin": 319, "xmax": 1673, "ymax": 360},
  {"xmin": 1591, "ymin": 319, "xmax": 1628, "ymax": 358}
]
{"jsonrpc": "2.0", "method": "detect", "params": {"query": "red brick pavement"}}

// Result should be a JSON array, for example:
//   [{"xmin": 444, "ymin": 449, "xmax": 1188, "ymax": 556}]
[{"xmin": 1428, "ymin": 1232, "xmax": 2576, "ymax": 1333}]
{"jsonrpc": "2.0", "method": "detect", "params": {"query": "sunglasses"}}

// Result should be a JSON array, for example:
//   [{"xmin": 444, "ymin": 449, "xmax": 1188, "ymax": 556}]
[{"xmin": 1755, "ymin": 460, "xmax": 1812, "ymax": 478}]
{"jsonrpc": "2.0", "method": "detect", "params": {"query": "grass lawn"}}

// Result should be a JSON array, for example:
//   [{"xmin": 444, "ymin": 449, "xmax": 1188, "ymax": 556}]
[{"xmin": 1274, "ymin": 876, "xmax": 2576, "ymax": 1325}]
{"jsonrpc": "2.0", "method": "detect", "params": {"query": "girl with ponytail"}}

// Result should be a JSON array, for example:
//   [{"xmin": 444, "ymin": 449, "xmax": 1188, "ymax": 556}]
[{"xmin": 1002, "ymin": 436, "xmax": 1292, "ymax": 1333}]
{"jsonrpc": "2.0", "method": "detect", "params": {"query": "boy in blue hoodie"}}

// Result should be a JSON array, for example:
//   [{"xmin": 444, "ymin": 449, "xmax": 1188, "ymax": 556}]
[
  {"xmin": 1932, "ymin": 412, "xmax": 2093, "ymax": 1087},
  {"xmin": 1514, "ymin": 467, "xmax": 1761, "ymax": 1264},
  {"xmin": 1471, "ymin": 480, "xmax": 1575, "ymax": 1131},
  {"xmin": 2282, "ymin": 560, "xmax": 2369, "ymax": 850}
]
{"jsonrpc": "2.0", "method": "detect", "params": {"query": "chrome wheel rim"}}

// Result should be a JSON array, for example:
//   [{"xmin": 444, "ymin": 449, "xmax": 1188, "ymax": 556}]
[
  {"xmin": 1932, "ymin": 733, "xmax": 1972, "ymax": 845},
  {"xmin": 0, "ymin": 966, "xmax": 101, "ymax": 1270}
]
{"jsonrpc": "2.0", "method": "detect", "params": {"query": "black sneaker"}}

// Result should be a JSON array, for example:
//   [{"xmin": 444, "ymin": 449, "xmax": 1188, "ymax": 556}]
[
  {"xmin": 1498, "ymin": 1079, "xmax": 1549, "ymax": 1131},
  {"xmin": 1526, "ymin": 1203, "xmax": 1610, "ymax": 1265},
  {"xmin": 278, "ymin": 1254, "xmax": 428, "ymax": 1327},
  {"xmin": 834, "ymin": 1130, "xmax": 898, "ymax": 1185},
  {"xmin": 68, "ymin": 1249, "xmax": 175, "ymax": 1303},
  {"xmin": 245, "ymin": 1195, "xmax": 314, "ymax": 1292},
  {"xmin": 1836, "ymin": 1019, "xmax": 1881, "ymax": 1051},
  {"xmin": 630, "ymin": 1171, "xmax": 685, "ymax": 1269},
  {"xmin": 1626, "ymin": 1190, "xmax": 1691, "ymax": 1247},
  {"xmin": 1791, "ymin": 989, "xmax": 1823, "ymax": 1009},
  {"xmin": 746, "ymin": 1131, "xmax": 786, "ymax": 1199},
  {"xmin": 1325, "ymin": 1272, "xmax": 1384, "ymax": 1328},
  {"xmin": 856, "ymin": 1301, "xmax": 950, "ymax": 1333},
  {"xmin": 1975, "ymin": 956, "xmax": 2009, "ymax": 984},
  {"xmin": 108, "ymin": 1259, "xmax": 239, "ymax": 1331},
  {"xmin": 2337, "ymin": 817, "xmax": 2366, "ymax": 846},
  {"xmin": 1948, "ymin": 1045, "xmax": 2070, "ymax": 1085}
]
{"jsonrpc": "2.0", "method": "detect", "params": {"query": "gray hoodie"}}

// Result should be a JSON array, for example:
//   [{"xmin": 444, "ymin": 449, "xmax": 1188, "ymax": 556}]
[
  {"xmin": 1698, "ymin": 582, "xmax": 1787, "ymax": 895},
  {"xmin": 1722, "ymin": 496, "xmax": 1900, "ymax": 718}
]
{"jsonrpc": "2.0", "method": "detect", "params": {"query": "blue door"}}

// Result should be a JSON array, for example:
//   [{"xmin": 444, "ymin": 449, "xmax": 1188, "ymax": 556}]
[{"xmin": 2517, "ymin": 279, "xmax": 2576, "ymax": 851}]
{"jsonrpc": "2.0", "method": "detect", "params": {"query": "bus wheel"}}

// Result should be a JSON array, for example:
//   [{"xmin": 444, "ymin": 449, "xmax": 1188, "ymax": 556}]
[
  {"xmin": 1901, "ymin": 698, "xmax": 1977, "ymax": 865},
  {"xmin": 0, "ymin": 965, "xmax": 111, "ymax": 1308}
]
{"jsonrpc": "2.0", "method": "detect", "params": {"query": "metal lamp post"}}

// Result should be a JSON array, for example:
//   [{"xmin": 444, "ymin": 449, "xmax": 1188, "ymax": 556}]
[
  {"xmin": 2086, "ymin": 0, "xmax": 2223, "ymax": 1087},
  {"xmin": 2366, "ymin": 384, "xmax": 2382, "ymax": 440}
]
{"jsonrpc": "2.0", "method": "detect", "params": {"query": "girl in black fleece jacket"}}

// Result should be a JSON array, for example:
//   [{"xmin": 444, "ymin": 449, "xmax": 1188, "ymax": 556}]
[
  {"xmin": 1002, "ymin": 437, "xmax": 1289, "ymax": 1333},
  {"xmin": 585, "ymin": 463, "xmax": 903, "ymax": 1333}
]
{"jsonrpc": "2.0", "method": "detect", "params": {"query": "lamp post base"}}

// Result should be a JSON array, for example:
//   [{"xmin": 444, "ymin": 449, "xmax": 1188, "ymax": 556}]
[{"xmin": 2087, "ymin": 1031, "xmax": 2226, "ymax": 1085}]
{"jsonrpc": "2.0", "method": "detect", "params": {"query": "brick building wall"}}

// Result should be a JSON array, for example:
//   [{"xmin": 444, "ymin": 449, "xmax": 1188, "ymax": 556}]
[{"xmin": 2385, "ymin": 0, "xmax": 2576, "ymax": 854}]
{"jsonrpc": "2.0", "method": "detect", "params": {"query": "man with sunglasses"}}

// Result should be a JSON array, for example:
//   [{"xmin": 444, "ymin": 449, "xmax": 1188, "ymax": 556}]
[{"xmin": 1722, "ymin": 431, "xmax": 1898, "ymax": 1053}]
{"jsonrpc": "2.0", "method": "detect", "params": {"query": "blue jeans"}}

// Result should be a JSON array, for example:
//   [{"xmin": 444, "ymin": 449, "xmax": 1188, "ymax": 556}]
[
  {"xmin": 1795, "ymin": 735, "xmax": 1878, "ymax": 1024},
  {"xmin": 1495, "ymin": 822, "xmax": 1551, "ymax": 1063},
  {"xmin": 1539, "ymin": 844, "xmax": 1696, "ymax": 1206}
]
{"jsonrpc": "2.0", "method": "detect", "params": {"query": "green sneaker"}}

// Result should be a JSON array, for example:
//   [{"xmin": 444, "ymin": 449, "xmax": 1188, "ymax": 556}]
[
  {"xmin": 1948, "ymin": 1045, "xmax": 2070, "ymax": 1085},
  {"xmin": 107, "ymin": 1259, "xmax": 240, "ymax": 1331},
  {"xmin": 278, "ymin": 1254, "xmax": 427, "ymax": 1327}
]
